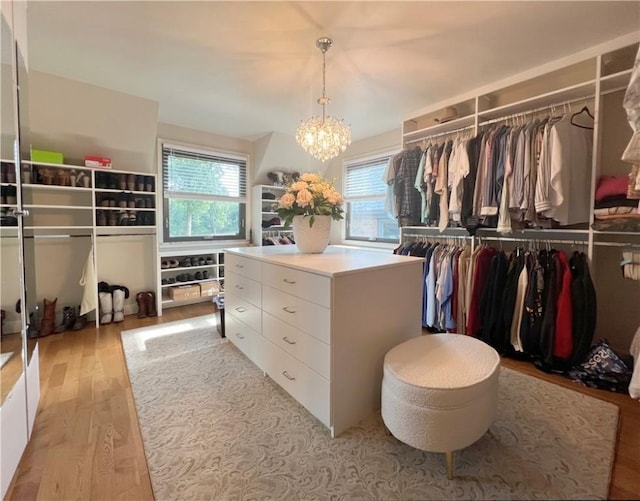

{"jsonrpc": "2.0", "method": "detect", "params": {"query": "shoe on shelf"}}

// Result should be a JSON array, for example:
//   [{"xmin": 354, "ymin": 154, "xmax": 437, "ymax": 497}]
[
  {"xmin": 197, "ymin": 257, "xmax": 206, "ymax": 266},
  {"xmin": 202, "ymin": 270, "xmax": 209, "ymax": 279},
  {"xmin": 167, "ymin": 277, "xmax": 177, "ymax": 284},
  {"xmin": 161, "ymin": 259, "xmax": 170, "ymax": 269},
  {"xmin": 205, "ymin": 257, "xmax": 214, "ymax": 265},
  {"xmin": 195, "ymin": 271, "xmax": 203, "ymax": 280},
  {"xmin": 118, "ymin": 211, "xmax": 130, "ymax": 226},
  {"xmin": 186, "ymin": 273, "xmax": 195, "ymax": 281},
  {"xmin": 161, "ymin": 278, "xmax": 168, "ymax": 285},
  {"xmin": 180, "ymin": 258, "xmax": 191, "ymax": 267},
  {"xmin": 168, "ymin": 258, "xmax": 179, "ymax": 268},
  {"xmin": 176, "ymin": 273, "xmax": 188, "ymax": 282}
]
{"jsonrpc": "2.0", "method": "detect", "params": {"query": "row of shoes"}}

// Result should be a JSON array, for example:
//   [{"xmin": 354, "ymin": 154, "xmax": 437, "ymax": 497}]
[
  {"xmin": 96, "ymin": 210, "xmax": 155, "ymax": 226},
  {"xmin": 162, "ymin": 270, "xmax": 210, "ymax": 284},
  {"xmin": 98, "ymin": 282, "xmax": 130, "ymax": 324},
  {"xmin": 161, "ymin": 256, "xmax": 214, "ymax": 269},
  {"xmin": 98, "ymin": 194, "xmax": 155, "ymax": 209},
  {"xmin": 96, "ymin": 172, "xmax": 154, "ymax": 192},
  {"xmin": 32, "ymin": 166, "xmax": 92, "ymax": 188}
]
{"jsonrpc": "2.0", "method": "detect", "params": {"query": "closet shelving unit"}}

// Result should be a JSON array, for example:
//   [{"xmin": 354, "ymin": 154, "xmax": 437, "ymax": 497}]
[
  {"xmin": 157, "ymin": 248, "xmax": 224, "ymax": 314},
  {"xmin": 251, "ymin": 184, "xmax": 294, "ymax": 245},
  {"xmin": 1, "ymin": 159, "xmax": 158, "ymax": 327},
  {"xmin": 400, "ymin": 34, "xmax": 640, "ymax": 352}
]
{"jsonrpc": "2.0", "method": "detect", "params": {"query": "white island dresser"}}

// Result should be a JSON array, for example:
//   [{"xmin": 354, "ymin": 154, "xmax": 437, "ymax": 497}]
[{"xmin": 223, "ymin": 245, "xmax": 423, "ymax": 437}]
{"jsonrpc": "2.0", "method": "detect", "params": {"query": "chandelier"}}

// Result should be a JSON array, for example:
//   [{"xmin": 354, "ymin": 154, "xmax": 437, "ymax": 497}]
[{"xmin": 296, "ymin": 37, "xmax": 351, "ymax": 162}]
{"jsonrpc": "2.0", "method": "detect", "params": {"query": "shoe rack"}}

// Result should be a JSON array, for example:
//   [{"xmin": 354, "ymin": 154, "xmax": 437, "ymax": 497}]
[
  {"xmin": 251, "ymin": 184, "xmax": 294, "ymax": 245},
  {"xmin": 1, "ymin": 159, "xmax": 158, "ymax": 328},
  {"xmin": 158, "ymin": 249, "xmax": 224, "ymax": 314}
]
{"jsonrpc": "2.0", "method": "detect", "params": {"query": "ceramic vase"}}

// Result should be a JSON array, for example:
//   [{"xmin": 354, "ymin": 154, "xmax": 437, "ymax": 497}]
[{"xmin": 292, "ymin": 215, "xmax": 331, "ymax": 253}]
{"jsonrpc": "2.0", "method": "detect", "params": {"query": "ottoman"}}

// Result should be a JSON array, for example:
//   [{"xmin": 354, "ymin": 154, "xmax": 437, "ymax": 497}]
[{"xmin": 381, "ymin": 334, "xmax": 500, "ymax": 479}]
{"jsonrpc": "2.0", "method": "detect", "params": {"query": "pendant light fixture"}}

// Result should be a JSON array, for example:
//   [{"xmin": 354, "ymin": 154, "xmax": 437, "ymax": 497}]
[{"xmin": 296, "ymin": 37, "xmax": 351, "ymax": 162}]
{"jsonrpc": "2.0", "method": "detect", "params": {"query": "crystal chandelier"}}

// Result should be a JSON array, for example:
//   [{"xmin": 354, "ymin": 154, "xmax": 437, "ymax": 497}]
[{"xmin": 296, "ymin": 37, "xmax": 351, "ymax": 162}]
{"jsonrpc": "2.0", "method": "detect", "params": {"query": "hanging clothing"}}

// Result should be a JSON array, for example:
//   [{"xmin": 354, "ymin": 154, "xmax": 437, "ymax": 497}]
[{"xmin": 79, "ymin": 245, "xmax": 97, "ymax": 316}]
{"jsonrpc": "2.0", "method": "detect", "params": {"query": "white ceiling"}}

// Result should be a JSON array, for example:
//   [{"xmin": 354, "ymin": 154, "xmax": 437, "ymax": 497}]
[{"xmin": 26, "ymin": 1, "xmax": 640, "ymax": 143}]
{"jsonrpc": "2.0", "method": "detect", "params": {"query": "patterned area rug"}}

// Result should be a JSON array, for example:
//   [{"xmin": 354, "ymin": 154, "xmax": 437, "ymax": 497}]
[{"xmin": 121, "ymin": 316, "xmax": 619, "ymax": 500}]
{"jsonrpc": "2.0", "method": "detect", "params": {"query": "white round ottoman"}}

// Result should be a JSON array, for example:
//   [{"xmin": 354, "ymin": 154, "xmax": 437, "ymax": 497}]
[{"xmin": 381, "ymin": 334, "xmax": 500, "ymax": 479}]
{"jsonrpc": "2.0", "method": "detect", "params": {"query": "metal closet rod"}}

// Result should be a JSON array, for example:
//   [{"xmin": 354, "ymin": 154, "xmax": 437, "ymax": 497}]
[
  {"xmin": 405, "ymin": 124, "xmax": 475, "ymax": 145},
  {"xmin": 478, "ymin": 94, "xmax": 594, "ymax": 128},
  {"xmin": 477, "ymin": 235, "xmax": 588, "ymax": 245}
]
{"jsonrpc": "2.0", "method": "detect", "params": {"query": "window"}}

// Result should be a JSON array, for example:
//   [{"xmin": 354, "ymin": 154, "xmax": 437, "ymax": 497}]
[
  {"xmin": 161, "ymin": 142, "xmax": 247, "ymax": 242},
  {"xmin": 344, "ymin": 153, "xmax": 399, "ymax": 243}
]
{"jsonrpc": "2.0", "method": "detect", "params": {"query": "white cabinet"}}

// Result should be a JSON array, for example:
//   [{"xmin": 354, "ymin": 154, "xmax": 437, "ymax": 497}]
[
  {"xmin": 400, "ymin": 36, "xmax": 640, "ymax": 353},
  {"xmin": 224, "ymin": 246, "xmax": 423, "ymax": 437},
  {"xmin": 251, "ymin": 184, "xmax": 294, "ymax": 246}
]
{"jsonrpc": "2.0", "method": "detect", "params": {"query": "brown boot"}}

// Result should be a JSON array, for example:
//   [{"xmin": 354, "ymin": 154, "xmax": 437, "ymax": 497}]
[
  {"xmin": 40, "ymin": 297, "xmax": 57, "ymax": 337},
  {"xmin": 145, "ymin": 291, "xmax": 157, "ymax": 317},
  {"xmin": 136, "ymin": 292, "xmax": 148, "ymax": 318}
]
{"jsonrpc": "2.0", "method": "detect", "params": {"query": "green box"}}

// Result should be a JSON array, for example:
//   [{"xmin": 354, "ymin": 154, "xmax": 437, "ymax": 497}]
[{"xmin": 31, "ymin": 149, "xmax": 64, "ymax": 164}]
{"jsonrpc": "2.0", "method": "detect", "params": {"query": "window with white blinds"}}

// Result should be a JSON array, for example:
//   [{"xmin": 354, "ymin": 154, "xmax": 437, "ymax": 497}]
[
  {"xmin": 344, "ymin": 153, "xmax": 399, "ymax": 243},
  {"xmin": 161, "ymin": 142, "xmax": 248, "ymax": 242}
]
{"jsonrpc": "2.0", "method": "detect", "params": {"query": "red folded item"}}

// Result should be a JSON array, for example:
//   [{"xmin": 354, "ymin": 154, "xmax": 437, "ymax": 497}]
[{"xmin": 595, "ymin": 175, "xmax": 628, "ymax": 201}]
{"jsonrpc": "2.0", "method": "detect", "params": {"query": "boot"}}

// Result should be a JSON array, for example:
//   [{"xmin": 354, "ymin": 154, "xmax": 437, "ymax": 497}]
[
  {"xmin": 99, "ymin": 291, "xmax": 113, "ymax": 324},
  {"xmin": 40, "ymin": 297, "xmax": 57, "ymax": 337},
  {"xmin": 54, "ymin": 306, "xmax": 76, "ymax": 333},
  {"xmin": 136, "ymin": 292, "xmax": 148, "ymax": 318},
  {"xmin": 145, "ymin": 291, "xmax": 157, "ymax": 317},
  {"xmin": 72, "ymin": 305, "xmax": 87, "ymax": 331},
  {"xmin": 112, "ymin": 288, "xmax": 125, "ymax": 323}
]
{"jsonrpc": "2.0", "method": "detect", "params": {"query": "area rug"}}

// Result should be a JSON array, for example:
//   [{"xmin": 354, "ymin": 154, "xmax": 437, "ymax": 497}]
[{"xmin": 121, "ymin": 318, "xmax": 620, "ymax": 500}]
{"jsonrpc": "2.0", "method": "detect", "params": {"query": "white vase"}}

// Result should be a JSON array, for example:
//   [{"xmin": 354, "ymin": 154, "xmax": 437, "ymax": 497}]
[{"xmin": 292, "ymin": 215, "xmax": 331, "ymax": 254}]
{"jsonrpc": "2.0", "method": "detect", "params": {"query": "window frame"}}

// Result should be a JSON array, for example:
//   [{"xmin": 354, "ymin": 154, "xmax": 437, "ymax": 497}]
[
  {"xmin": 159, "ymin": 140, "xmax": 249, "ymax": 244},
  {"xmin": 343, "ymin": 149, "xmax": 400, "ymax": 244}
]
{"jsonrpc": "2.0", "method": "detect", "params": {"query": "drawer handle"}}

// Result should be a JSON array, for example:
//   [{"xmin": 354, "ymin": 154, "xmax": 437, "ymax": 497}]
[
  {"xmin": 235, "ymin": 285, "xmax": 244, "ymax": 290},
  {"xmin": 282, "ymin": 306, "xmax": 296, "ymax": 314},
  {"xmin": 235, "ymin": 307, "xmax": 247, "ymax": 313},
  {"xmin": 282, "ymin": 370, "xmax": 295, "ymax": 381},
  {"xmin": 235, "ymin": 333, "xmax": 245, "ymax": 340},
  {"xmin": 235, "ymin": 264, "xmax": 244, "ymax": 268},
  {"xmin": 282, "ymin": 336, "xmax": 296, "ymax": 345},
  {"xmin": 282, "ymin": 278, "xmax": 296, "ymax": 284}
]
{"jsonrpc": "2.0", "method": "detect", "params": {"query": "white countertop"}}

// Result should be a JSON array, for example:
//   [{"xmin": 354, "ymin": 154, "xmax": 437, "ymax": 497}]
[{"xmin": 223, "ymin": 245, "xmax": 423, "ymax": 277}]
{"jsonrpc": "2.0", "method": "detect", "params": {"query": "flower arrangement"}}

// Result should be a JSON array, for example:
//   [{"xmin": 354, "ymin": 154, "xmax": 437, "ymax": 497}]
[{"xmin": 276, "ymin": 172, "xmax": 344, "ymax": 228}]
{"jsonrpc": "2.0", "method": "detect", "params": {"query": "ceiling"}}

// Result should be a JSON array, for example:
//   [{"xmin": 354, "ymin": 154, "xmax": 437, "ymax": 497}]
[{"xmin": 26, "ymin": 1, "xmax": 640, "ymax": 143}]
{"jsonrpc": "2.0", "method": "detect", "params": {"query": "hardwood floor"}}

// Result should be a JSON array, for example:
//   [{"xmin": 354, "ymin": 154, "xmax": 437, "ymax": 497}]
[{"xmin": 5, "ymin": 305, "xmax": 640, "ymax": 500}]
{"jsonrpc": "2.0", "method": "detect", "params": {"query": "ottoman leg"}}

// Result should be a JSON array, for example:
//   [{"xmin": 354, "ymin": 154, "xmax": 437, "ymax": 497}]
[{"xmin": 446, "ymin": 451, "xmax": 454, "ymax": 479}]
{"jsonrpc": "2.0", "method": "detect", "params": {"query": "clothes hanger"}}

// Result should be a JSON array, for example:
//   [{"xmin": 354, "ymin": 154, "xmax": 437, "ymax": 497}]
[{"xmin": 570, "ymin": 103, "xmax": 594, "ymax": 129}]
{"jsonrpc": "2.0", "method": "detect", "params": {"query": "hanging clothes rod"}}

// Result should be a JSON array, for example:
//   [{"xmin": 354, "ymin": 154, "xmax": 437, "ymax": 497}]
[
  {"xmin": 404, "ymin": 123, "xmax": 476, "ymax": 145},
  {"xmin": 477, "ymin": 235, "xmax": 588, "ymax": 245},
  {"xmin": 403, "ymin": 233, "xmax": 470, "ymax": 239},
  {"xmin": 478, "ymin": 94, "xmax": 594, "ymax": 128},
  {"xmin": 24, "ymin": 234, "xmax": 93, "ymax": 239}
]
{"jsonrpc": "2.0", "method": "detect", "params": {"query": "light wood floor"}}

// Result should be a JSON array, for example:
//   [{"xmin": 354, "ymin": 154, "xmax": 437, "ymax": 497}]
[{"xmin": 6, "ymin": 304, "xmax": 640, "ymax": 500}]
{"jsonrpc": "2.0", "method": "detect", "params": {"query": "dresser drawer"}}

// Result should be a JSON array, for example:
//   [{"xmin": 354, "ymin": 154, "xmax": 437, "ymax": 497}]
[
  {"xmin": 262, "ymin": 285, "xmax": 331, "ymax": 344},
  {"xmin": 226, "ymin": 310, "xmax": 264, "ymax": 369},
  {"xmin": 225, "ymin": 253, "xmax": 261, "ymax": 280},
  {"xmin": 262, "ymin": 338, "xmax": 330, "ymax": 427},
  {"xmin": 263, "ymin": 312, "xmax": 330, "ymax": 379},
  {"xmin": 225, "ymin": 271, "xmax": 261, "ymax": 308},
  {"xmin": 225, "ymin": 292, "xmax": 262, "ymax": 334},
  {"xmin": 262, "ymin": 262, "xmax": 330, "ymax": 307}
]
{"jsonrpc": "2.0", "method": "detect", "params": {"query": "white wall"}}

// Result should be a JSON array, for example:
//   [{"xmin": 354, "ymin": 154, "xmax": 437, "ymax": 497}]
[
  {"xmin": 325, "ymin": 128, "xmax": 402, "ymax": 244},
  {"xmin": 29, "ymin": 71, "xmax": 159, "ymax": 171}
]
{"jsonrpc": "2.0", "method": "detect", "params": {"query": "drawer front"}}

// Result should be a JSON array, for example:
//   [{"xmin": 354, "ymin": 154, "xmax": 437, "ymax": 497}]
[
  {"xmin": 226, "ymin": 310, "xmax": 265, "ymax": 369},
  {"xmin": 225, "ymin": 291, "xmax": 262, "ymax": 334},
  {"xmin": 262, "ymin": 285, "xmax": 331, "ymax": 344},
  {"xmin": 262, "ymin": 262, "xmax": 330, "ymax": 307},
  {"xmin": 225, "ymin": 271, "xmax": 261, "ymax": 308},
  {"xmin": 263, "ymin": 312, "xmax": 330, "ymax": 379},
  {"xmin": 225, "ymin": 253, "xmax": 261, "ymax": 280},
  {"xmin": 262, "ymin": 338, "xmax": 330, "ymax": 427}
]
